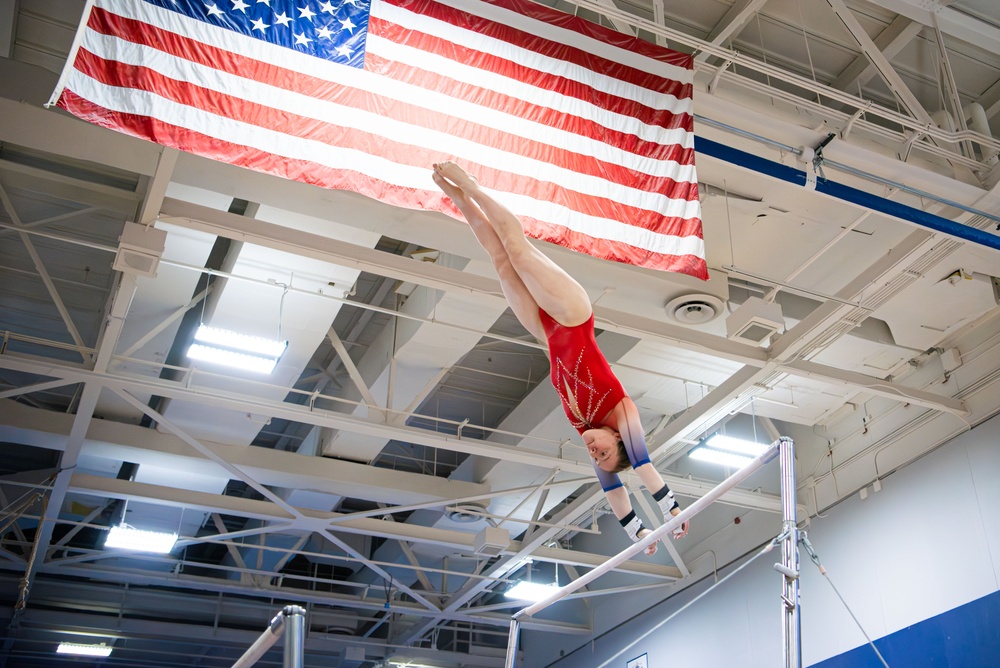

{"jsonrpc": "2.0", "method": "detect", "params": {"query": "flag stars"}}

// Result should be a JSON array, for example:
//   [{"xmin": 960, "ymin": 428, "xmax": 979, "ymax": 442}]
[
  {"xmin": 231, "ymin": 0, "xmax": 249, "ymax": 12},
  {"xmin": 298, "ymin": 5, "xmax": 316, "ymax": 20},
  {"xmin": 294, "ymin": 32, "xmax": 313, "ymax": 46},
  {"xmin": 316, "ymin": 25, "xmax": 334, "ymax": 39},
  {"xmin": 273, "ymin": 11, "xmax": 292, "ymax": 26},
  {"xmin": 339, "ymin": 16, "xmax": 357, "ymax": 33},
  {"xmin": 319, "ymin": 1, "xmax": 335, "ymax": 14},
  {"xmin": 250, "ymin": 17, "xmax": 270, "ymax": 31},
  {"xmin": 335, "ymin": 44, "xmax": 352, "ymax": 58},
  {"xmin": 256, "ymin": 0, "xmax": 271, "ymax": 5},
  {"xmin": 205, "ymin": 3, "xmax": 225, "ymax": 17}
]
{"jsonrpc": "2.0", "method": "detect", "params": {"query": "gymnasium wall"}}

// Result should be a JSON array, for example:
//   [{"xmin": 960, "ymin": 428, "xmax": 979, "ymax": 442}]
[{"xmin": 529, "ymin": 411, "xmax": 1000, "ymax": 668}]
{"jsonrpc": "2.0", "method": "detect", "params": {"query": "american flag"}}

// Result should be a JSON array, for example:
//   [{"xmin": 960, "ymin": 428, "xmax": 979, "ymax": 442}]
[{"xmin": 51, "ymin": 0, "xmax": 705, "ymax": 277}]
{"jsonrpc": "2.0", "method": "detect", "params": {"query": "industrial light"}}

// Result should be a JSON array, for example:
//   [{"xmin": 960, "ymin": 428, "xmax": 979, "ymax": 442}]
[
  {"xmin": 689, "ymin": 434, "xmax": 769, "ymax": 469},
  {"xmin": 56, "ymin": 642, "xmax": 112, "ymax": 657},
  {"xmin": 504, "ymin": 581, "xmax": 560, "ymax": 602},
  {"xmin": 105, "ymin": 525, "xmax": 178, "ymax": 553},
  {"xmin": 186, "ymin": 325, "xmax": 287, "ymax": 374}
]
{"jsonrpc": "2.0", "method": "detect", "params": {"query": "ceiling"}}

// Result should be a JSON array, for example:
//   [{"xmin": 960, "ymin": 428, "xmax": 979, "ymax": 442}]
[{"xmin": 2, "ymin": 0, "xmax": 1000, "ymax": 666}]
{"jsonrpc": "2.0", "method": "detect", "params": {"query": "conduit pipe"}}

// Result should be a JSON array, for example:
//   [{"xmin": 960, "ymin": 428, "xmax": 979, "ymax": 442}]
[
  {"xmin": 693, "ymin": 126, "xmax": 1000, "ymax": 251},
  {"xmin": 964, "ymin": 103, "xmax": 999, "ymax": 165}
]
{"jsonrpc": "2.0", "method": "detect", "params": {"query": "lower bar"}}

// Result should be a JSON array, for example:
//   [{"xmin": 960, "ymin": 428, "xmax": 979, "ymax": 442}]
[{"xmin": 514, "ymin": 439, "xmax": 781, "ymax": 620}]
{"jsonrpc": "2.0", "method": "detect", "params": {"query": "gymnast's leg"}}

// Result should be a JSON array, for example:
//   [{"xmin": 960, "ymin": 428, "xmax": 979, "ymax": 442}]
[
  {"xmin": 433, "ymin": 162, "xmax": 592, "ymax": 329},
  {"xmin": 432, "ymin": 169, "xmax": 546, "ymax": 342}
]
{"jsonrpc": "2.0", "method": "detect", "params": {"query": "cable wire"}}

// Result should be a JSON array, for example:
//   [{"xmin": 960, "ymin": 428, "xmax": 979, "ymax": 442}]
[{"xmin": 801, "ymin": 535, "xmax": 891, "ymax": 668}]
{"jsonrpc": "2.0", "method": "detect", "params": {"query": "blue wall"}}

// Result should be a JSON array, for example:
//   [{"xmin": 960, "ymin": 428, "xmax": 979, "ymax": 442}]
[{"xmin": 811, "ymin": 590, "xmax": 1000, "ymax": 668}]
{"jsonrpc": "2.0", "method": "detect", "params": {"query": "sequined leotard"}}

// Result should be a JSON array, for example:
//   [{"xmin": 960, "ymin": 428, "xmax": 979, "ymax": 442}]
[
  {"xmin": 540, "ymin": 309, "xmax": 652, "ymax": 492},
  {"xmin": 540, "ymin": 309, "xmax": 625, "ymax": 435}
]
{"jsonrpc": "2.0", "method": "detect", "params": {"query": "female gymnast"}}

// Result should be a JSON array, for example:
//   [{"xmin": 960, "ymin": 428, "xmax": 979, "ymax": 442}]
[{"xmin": 432, "ymin": 162, "xmax": 688, "ymax": 554}]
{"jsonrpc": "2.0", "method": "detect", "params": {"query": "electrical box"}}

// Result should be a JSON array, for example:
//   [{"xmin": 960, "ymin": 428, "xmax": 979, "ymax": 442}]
[
  {"xmin": 474, "ymin": 526, "xmax": 510, "ymax": 556},
  {"xmin": 113, "ymin": 222, "xmax": 167, "ymax": 277}
]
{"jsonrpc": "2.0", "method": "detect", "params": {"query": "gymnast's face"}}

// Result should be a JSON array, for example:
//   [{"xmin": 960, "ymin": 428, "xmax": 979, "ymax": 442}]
[{"xmin": 584, "ymin": 426, "xmax": 621, "ymax": 472}]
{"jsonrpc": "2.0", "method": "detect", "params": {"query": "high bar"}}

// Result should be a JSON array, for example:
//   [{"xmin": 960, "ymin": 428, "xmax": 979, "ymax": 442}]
[{"xmin": 513, "ymin": 438, "xmax": 786, "ymax": 619}]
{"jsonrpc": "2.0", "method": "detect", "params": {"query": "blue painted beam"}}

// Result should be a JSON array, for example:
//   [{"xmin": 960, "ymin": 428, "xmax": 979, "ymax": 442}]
[{"xmin": 695, "ymin": 136, "xmax": 1000, "ymax": 252}]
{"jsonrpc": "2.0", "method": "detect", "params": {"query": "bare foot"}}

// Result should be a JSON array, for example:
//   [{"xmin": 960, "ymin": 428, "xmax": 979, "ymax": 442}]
[
  {"xmin": 432, "ymin": 171, "xmax": 470, "ymax": 207},
  {"xmin": 433, "ymin": 161, "xmax": 478, "ymax": 191}
]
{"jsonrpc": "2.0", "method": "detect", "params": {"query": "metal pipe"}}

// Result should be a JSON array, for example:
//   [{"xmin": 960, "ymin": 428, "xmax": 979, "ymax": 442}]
[
  {"xmin": 504, "ymin": 619, "xmax": 520, "ymax": 668},
  {"xmin": 777, "ymin": 437, "xmax": 801, "ymax": 668},
  {"xmin": 513, "ymin": 439, "xmax": 781, "ymax": 619},
  {"xmin": 282, "ymin": 605, "xmax": 306, "ymax": 668}
]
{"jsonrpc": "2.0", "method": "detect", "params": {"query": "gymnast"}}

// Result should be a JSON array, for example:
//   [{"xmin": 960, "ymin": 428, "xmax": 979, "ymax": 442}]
[{"xmin": 432, "ymin": 161, "xmax": 688, "ymax": 554}]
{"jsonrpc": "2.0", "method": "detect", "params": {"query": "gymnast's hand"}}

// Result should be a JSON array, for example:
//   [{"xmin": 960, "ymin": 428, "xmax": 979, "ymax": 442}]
[
  {"xmin": 637, "ymin": 528, "xmax": 658, "ymax": 555},
  {"xmin": 670, "ymin": 508, "xmax": 690, "ymax": 539}
]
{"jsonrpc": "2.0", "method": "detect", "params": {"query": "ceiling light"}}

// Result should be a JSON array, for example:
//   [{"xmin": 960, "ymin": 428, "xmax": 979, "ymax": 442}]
[
  {"xmin": 689, "ymin": 434, "xmax": 768, "ymax": 469},
  {"xmin": 105, "ymin": 525, "xmax": 177, "ymax": 553},
  {"xmin": 186, "ymin": 325, "xmax": 287, "ymax": 374},
  {"xmin": 56, "ymin": 642, "xmax": 112, "ymax": 657},
  {"xmin": 505, "ymin": 581, "xmax": 560, "ymax": 602}
]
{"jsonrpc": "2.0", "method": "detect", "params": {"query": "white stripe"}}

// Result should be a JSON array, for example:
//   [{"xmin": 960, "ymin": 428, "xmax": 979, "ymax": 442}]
[
  {"xmin": 372, "ymin": 0, "xmax": 693, "ymax": 115},
  {"xmin": 79, "ymin": 28, "xmax": 699, "ymax": 212},
  {"xmin": 406, "ymin": 0, "xmax": 695, "ymax": 85},
  {"xmin": 63, "ymin": 71, "xmax": 700, "ymax": 254}
]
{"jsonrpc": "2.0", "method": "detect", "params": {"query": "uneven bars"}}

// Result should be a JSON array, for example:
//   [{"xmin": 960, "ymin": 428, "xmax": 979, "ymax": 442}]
[
  {"xmin": 232, "ymin": 605, "xmax": 306, "ymax": 668},
  {"xmin": 513, "ymin": 439, "xmax": 782, "ymax": 620}
]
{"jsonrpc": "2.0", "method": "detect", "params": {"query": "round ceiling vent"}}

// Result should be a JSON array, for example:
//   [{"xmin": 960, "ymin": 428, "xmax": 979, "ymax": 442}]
[
  {"xmin": 446, "ymin": 504, "xmax": 487, "ymax": 523},
  {"xmin": 665, "ymin": 294, "xmax": 724, "ymax": 325}
]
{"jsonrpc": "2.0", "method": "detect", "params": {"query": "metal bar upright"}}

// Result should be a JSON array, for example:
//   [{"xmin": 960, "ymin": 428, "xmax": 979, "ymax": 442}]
[
  {"xmin": 504, "ymin": 619, "xmax": 521, "ymax": 668},
  {"xmin": 282, "ymin": 605, "xmax": 307, "ymax": 668},
  {"xmin": 778, "ymin": 437, "xmax": 801, "ymax": 668}
]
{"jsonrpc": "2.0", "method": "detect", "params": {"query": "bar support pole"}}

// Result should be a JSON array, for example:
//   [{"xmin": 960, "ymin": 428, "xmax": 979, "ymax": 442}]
[
  {"xmin": 282, "ymin": 605, "xmax": 307, "ymax": 668},
  {"xmin": 504, "ymin": 619, "xmax": 521, "ymax": 668},
  {"xmin": 232, "ymin": 609, "xmax": 286, "ymax": 668},
  {"xmin": 778, "ymin": 437, "xmax": 801, "ymax": 668}
]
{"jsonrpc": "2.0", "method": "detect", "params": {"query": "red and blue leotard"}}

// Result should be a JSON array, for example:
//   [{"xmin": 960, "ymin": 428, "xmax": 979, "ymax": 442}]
[{"xmin": 539, "ymin": 309, "xmax": 651, "ymax": 491}]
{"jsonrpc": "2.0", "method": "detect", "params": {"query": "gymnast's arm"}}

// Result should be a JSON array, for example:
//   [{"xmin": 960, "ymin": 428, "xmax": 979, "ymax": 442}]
[
  {"xmin": 594, "ymin": 464, "xmax": 658, "ymax": 556},
  {"xmin": 611, "ymin": 398, "xmax": 689, "ymax": 538}
]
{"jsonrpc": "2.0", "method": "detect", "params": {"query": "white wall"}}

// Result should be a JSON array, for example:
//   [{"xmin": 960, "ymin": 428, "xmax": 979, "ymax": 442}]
[{"xmin": 527, "ymin": 412, "xmax": 1000, "ymax": 667}]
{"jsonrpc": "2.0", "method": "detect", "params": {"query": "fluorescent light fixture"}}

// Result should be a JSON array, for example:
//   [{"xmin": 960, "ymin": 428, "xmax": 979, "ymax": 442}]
[
  {"xmin": 105, "ymin": 525, "xmax": 177, "ymax": 553},
  {"xmin": 689, "ymin": 434, "xmax": 769, "ymax": 469},
  {"xmin": 505, "ymin": 581, "xmax": 560, "ymax": 602},
  {"xmin": 187, "ymin": 325, "xmax": 287, "ymax": 374},
  {"xmin": 56, "ymin": 642, "xmax": 112, "ymax": 657}
]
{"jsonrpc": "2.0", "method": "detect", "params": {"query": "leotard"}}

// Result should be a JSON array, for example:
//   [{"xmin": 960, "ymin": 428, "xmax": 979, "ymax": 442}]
[{"xmin": 539, "ymin": 309, "xmax": 651, "ymax": 491}]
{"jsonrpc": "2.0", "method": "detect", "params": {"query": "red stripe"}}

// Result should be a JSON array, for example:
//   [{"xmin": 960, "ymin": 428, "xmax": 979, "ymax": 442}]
[
  {"xmin": 58, "ymin": 89, "xmax": 705, "ymax": 276},
  {"xmin": 88, "ymin": 6, "xmax": 694, "ymax": 172},
  {"xmin": 524, "ymin": 215, "xmax": 709, "ymax": 277},
  {"xmin": 478, "ymin": 0, "xmax": 695, "ymax": 69},
  {"xmin": 385, "ymin": 0, "xmax": 694, "ymax": 103}
]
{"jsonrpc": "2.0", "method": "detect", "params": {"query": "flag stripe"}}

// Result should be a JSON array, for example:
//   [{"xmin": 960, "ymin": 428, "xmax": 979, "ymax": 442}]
[{"xmin": 55, "ymin": 0, "xmax": 707, "ymax": 277}]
